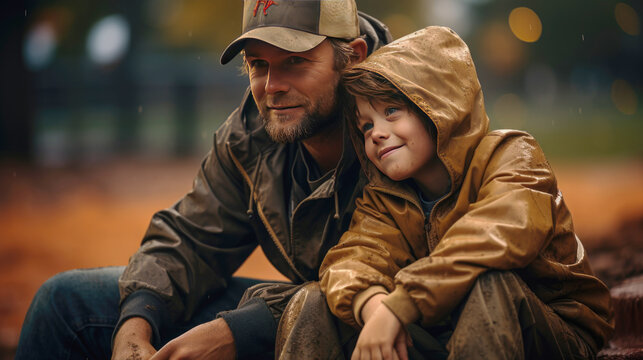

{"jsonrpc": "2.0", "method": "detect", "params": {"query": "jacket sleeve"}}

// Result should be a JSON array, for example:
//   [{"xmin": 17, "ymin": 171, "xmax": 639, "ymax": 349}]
[
  {"xmin": 117, "ymin": 108, "xmax": 258, "ymax": 337},
  {"xmin": 319, "ymin": 187, "xmax": 421, "ymax": 328},
  {"xmin": 388, "ymin": 133, "xmax": 560, "ymax": 326},
  {"xmin": 322, "ymin": 133, "xmax": 559, "ymax": 328}
]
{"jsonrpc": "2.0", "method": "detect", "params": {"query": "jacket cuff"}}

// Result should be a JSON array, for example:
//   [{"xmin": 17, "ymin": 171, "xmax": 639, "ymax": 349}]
[
  {"xmin": 217, "ymin": 297, "xmax": 277, "ymax": 360},
  {"xmin": 353, "ymin": 285, "xmax": 390, "ymax": 327},
  {"xmin": 112, "ymin": 289, "xmax": 170, "ymax": 349},
  {"xmin": 381, "ymin": 285, "xmax": 421, "ymax": 325}
]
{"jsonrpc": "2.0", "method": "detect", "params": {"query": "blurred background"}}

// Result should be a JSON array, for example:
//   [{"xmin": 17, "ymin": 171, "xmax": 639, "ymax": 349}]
[{"xmin": 1, "ymin": 0, "xmax": 641, "ymax": 356}]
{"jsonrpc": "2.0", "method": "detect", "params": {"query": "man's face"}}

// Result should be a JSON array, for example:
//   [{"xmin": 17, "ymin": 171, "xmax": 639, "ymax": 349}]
[{"xmin": 244, "ymin": 39, "xmax": 341, "ymax": 143}]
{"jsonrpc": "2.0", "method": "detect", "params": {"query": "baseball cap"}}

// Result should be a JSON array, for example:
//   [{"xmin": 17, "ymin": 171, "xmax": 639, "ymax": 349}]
[{"xmin": 220, "ymin": 0, "xmax": 360, "ymax": 64}]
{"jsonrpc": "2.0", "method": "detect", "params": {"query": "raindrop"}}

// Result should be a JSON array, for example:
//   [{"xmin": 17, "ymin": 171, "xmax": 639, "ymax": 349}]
[
  {"xmin": 138, "ymin": 105, "xmax": 143, "ymax": 113},
  {"xmin": 578, "ymin": 107, "xmax": 582, "ymax": 115},
  {"xmin": 581, "ymin": 34, "xmax": 585, "ymax": 41}
]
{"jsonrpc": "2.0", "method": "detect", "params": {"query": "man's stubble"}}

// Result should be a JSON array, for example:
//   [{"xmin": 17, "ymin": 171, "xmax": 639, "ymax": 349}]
[{"xmin": 260, "ymin": 77, "xmax": 342, "ymax": 143}]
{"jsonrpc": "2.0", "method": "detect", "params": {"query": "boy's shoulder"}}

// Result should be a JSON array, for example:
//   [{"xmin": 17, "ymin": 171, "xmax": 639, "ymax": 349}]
[
  {"xmin": 477, "ymin": 129, "xmax": 536, "ymax": 149},
  {"xmin": 472, "ymin": 129, "xmax": 551, "ymax": 172}
]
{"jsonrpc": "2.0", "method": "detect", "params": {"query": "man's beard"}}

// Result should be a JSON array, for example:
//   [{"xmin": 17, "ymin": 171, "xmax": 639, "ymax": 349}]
[{"xmin": 260, "ymin": 84, "xmax": 341, "ymax": 143}]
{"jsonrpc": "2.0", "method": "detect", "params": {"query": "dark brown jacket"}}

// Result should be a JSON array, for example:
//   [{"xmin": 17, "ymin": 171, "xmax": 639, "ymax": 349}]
[{"xmin": 117, "ymin": 13, "xmax": 393, "ymax": 330}]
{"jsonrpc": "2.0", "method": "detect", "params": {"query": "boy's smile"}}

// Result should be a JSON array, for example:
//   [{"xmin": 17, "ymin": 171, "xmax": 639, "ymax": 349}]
[
  {"xmin": 355, "ymin": 97, "xmax": 448, "ymax": 198},
  {"xmin": 378, "ymin": 144, "xmax": 403, "ymax": 160}
]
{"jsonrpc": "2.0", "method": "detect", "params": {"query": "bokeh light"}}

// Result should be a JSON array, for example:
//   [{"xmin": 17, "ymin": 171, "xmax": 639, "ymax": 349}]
[
  {"xmin": 479, "ymin": 22, "xmax": 525, "ymax": 76},
  {"xmin": 611, "ymin": 79, "xmax": 638, "ymax": 115},
  {"xmin": 492, "ymin": 93, "xmax": 526, "ymax": 130},
  {"xmin": 508, "ymin": 7, "xmax": 542, "ymax": 43},
  {"xmin": 614, "ymin": 2, "xmax": 640, "ymax": 36},
  {"xmin": 151, "ymin": 1, "xmax": 243, "ymax": 50},
  {"xmin": 423, "ymin": 0, "xmax": 473, "ymax": 38},
  {"xmin": 23, "ymin": 22, "xmax": 57, "ymax": 71},
  {"xmin": 86, "ymin": 15, "xmax": 130, "ymax": 66}
]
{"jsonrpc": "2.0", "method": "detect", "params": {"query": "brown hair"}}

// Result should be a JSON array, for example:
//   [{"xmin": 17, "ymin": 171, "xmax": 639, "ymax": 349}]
[
  {"xmin": 341, "ymin": 68, "xmax": 410, "ymax": 114},
  {"xmin": 341, "ymin": 68, "xmax": 433, "ymax": 137}
]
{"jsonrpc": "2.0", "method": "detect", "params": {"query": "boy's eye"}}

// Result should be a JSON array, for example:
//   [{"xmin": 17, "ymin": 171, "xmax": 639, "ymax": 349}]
[
  {"xmin": 360, "ymin": 122, "xmax": 373, "ymax": 134},
  {"xmin": 384, "ymin": 107, "xmax": 399, "ymax": 117}
]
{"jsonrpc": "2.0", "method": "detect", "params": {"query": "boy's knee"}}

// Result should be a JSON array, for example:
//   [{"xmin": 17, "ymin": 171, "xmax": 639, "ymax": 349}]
[
  {"xmin": 287, "ymin": 282, "xmax": 326, "ymax": 313},
  {"xmin": 294, "ymin": 282, "xmax": 323, "ymax": 299},
  {"xmin": 460, "ymin": 270, "xmax": 531, "ymax": 320},
  {"xmin": 472, "ymin": 270, "xmax": 523, "ymax": 293}
]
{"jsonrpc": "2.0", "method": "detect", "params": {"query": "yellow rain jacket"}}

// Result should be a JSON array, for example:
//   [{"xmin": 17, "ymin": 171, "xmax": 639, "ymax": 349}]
[{"xmin": 319, "ymin": 26, "xmax": 613, "ymax": 350}]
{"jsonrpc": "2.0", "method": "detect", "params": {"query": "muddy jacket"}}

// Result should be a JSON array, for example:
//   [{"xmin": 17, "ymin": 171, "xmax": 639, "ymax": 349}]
[
  {"xmin": 319, "ymin": 26, "xmax": 613, "ymax": 349},
  {"xmin": 116, "ymin": 12, "xmax": 392, "ymax": 347}
]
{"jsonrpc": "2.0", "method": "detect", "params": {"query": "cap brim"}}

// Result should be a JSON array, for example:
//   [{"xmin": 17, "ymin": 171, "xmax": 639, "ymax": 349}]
[{"xmin": 220, "ymin": 27, "xmax": 326, "ymax": 64}]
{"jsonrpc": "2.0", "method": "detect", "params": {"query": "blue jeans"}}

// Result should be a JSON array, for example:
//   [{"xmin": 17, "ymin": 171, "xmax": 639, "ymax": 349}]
[{"xmin": 16, "ymin": 266, "xmax": 263, "ymax": 360}]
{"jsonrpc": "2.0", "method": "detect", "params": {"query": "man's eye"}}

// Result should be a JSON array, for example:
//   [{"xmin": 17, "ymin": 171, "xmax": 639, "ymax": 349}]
[
  {"xmin": 287, "ymin": 56, "xmax": 306, "ymax": 65},
  {"xmin": 249, "ymin": 60, "xmax": 268, "ymax": 68},
  {"xmin": 384, "ymin": 107, "xmax": 399, "ymax": 117},
  {"xmin": 360, "ymin": 123, "xmax": 373, "ymax": 134}
]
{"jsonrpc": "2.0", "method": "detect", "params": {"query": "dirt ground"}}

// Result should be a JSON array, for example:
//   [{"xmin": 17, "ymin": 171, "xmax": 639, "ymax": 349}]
[{"xmin": 1, "ymin": 157, "xmax": 642, "ymax": 354}]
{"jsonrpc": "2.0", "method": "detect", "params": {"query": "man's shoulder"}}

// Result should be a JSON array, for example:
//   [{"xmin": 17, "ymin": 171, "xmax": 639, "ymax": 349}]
[{"xmin": 213, "ymin": 88, "xmax": 273, "ymax": 154}]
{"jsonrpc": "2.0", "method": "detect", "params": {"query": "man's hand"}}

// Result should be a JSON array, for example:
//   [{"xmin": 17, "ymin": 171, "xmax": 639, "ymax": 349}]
[
  {"xmin": 112, "ymin": 317, "xmax": 157, "ymax": 360},
  {"xmin": 353, "ymin": 296, "xmax": 410, "ymax": 360},
  {"xmin": 150, "ymin": 318, "xmax": 236, "ymax": 360}
]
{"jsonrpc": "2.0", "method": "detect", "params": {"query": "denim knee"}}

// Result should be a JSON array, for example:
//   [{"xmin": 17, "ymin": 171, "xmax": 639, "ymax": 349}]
[
  {"xmin": 30, "ymin": 270, "xmax": 79, "ymax": 320},
  {"xmin": 26, "ymin": 267, "xmax": 122, "ymax": 329}
]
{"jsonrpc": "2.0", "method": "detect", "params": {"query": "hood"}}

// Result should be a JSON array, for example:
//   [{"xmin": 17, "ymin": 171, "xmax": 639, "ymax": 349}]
[
  {"xmin": 358, "ymin": 11, "xmax": 393, "ymax": 56},
  {"xmin": 347, "ymin": 26, "xmax": 489, "ymax": 192}
]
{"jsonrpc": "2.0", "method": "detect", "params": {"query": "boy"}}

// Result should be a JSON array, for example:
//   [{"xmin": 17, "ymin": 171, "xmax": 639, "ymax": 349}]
[{"xmin": 319, "ymin": 26, "xmax": 612, "ymax": 359}]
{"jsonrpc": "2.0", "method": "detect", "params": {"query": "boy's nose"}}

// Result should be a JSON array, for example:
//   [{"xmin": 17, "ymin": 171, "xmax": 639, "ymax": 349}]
[{"xmin": 370, "ymin": 124, "xmax": 389, "ymax": 142}]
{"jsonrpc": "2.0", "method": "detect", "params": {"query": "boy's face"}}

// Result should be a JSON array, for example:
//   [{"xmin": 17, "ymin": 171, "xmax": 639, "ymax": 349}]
[{"xmin": 355, "ymin": 97, "xmax": 438, "ymax": 182}]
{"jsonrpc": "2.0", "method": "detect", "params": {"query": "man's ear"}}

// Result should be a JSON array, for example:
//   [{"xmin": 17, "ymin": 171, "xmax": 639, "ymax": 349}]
[{"xmin": 348, "ymin": 38, "xmax": 368, "ymax": 64}]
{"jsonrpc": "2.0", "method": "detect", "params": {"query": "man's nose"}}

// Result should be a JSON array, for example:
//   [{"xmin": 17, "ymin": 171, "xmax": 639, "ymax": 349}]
[{"xmin": 265, "ymin": 68, "xmax": 290, "ymax": 94}]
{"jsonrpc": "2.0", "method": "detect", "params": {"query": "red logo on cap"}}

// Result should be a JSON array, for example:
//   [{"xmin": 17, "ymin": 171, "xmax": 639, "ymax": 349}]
[{"xmin": 253, "ymin": 0, "xmax": 277, "ymax": 16}]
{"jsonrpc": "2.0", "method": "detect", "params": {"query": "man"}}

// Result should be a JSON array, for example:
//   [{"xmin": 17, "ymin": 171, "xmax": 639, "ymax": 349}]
[{"xmin": 15, "ymin": 1, "xmax": 391, "ymax": 359}]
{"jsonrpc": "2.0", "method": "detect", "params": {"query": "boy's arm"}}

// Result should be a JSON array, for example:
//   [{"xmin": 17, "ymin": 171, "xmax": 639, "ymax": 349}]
[
  {"xmin": 382, "ymin": 133, "xmax": 560, "ymax": 326},
  {"xmin": 352, "ymin": 294, "xmax": 410, "ymax": 360},
  {"xmin": 319, "ymin": 187, "xmax": 421, "ymax": 328}
]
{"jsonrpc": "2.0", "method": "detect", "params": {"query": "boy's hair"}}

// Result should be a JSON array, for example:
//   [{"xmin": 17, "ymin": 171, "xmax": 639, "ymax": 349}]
[{"xmin": 341, "ymin": 68, "xmax": 436, "ymax": 137}]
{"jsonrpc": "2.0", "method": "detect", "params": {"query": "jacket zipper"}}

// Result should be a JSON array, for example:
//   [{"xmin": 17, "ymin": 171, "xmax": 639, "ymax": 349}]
[
  {"xmin": 226, "ymin": 142, "xmax": 306, "ymax": 282},
  {"xmin": 369, "ymin": 184, "xmax": 449, "ymax": 250}
]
